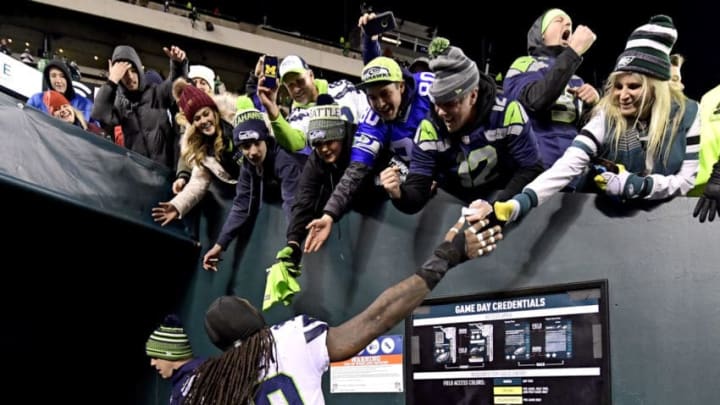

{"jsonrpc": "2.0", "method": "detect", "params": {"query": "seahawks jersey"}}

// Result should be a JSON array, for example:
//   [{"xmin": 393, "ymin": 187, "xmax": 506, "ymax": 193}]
[
  {"xmin": 352, "ymin": 72, "xmax": 435, "ymax": 168},
  {"xmin": 504, "ymin": 55, "xmax": 586, "ymax": 167},
  {"xmin": 287, "ymin": 79, "xmax": 369, "ymax": 139},
  {"xmin": 410, "ymin": 96, "xmax": 540, "ymax": 200},
  {"xmin": 253, "ymin": 315, "xmax": 330, "ymax": 405}
]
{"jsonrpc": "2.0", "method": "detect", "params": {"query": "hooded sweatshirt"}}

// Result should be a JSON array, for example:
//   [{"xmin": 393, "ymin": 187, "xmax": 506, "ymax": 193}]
[
  {"xmin": 503, "ymin": 10, "xmax": 589, "ymax": 168},
  {"xmin": 91, "ymin": 45, "xmax": 188, "ymax": 168},
  {"xmin": 26, "ymin": 60, "xmax": 95, "ymax": 123}
]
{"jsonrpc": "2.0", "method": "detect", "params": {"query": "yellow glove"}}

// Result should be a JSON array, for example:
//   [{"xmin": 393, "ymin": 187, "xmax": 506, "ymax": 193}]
[
  {"xmin": 593, "ymin": 163, "xmax": 649, "ymax": 199},
  {"xmin": 494, "ymin": 200, "xmax": 520, "ymax": 222}
]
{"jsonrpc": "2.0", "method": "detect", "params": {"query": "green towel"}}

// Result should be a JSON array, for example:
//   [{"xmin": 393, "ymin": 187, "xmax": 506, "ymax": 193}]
[{"xmin": 262, "ymin": 261, "xmax": 302, "ymax": 311}]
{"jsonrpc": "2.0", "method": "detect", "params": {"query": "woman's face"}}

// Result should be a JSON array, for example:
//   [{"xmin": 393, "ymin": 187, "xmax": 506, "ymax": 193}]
[
  {"xmin": 193, "ymin": 107, "xmax": 217, "ymax": 136},
  {"xmin": 315, "ymin": 140, "xmax": 343, "ymax": 163},
  {"xmin": 53, "ymin": 104, "xmax": 75, "ymax": 124},
  {"xmin": 612, "ymin": 73, "xmax": 646, "ymax": 118}
]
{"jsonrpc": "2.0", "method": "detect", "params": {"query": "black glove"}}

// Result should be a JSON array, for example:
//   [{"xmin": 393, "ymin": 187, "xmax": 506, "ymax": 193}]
[
  {"xmin": 276, "ymin": 243, "xmax": 302, "ymax": 268},
  {"xmin": 416, "ymin": 232, "xmax": 467, "ymax": 290},
  {"xmin": 693, "ymin": 161, "xmax": 720, "ymax": 223}
]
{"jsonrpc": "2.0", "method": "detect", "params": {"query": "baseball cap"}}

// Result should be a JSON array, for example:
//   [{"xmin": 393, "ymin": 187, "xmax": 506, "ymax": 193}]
[
  {"xmin": 279, "ymin": 55, "xmax": 310, "ymax": 81},
  {"xmin": 357, "ymin": 56, "xmax": 403, "ymax": 89}
]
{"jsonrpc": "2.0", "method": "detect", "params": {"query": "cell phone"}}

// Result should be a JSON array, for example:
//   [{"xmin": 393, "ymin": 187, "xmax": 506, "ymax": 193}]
[
  {"xmin": 263, "ymin": 55, "xmax": 279, "ymax": 89},
  {"xmin": 592, "ymin": 157, "xmax": 619, "ymax": 174},
  {"xmin": 363, "ymin": 11, "xmax": 398, "ymax": 37}
]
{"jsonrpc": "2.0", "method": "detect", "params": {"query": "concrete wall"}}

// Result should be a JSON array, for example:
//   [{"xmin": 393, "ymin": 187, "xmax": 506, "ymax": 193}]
[{"xmin": 174, "ymin": 190, "xmax": 719, "ymax": 405}]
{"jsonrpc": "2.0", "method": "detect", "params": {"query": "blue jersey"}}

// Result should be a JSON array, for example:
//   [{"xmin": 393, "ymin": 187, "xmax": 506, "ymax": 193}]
[
  {"xmin": 504, "ymin": 55, "xmax": 586, "ymax": 167},
  {"xmin": 351, "ymin": 72, "xmax": 435, "ymax": 168},
  {"xmin": 410, "ymin": 96, "xmax": 541, "ymax": 201}
]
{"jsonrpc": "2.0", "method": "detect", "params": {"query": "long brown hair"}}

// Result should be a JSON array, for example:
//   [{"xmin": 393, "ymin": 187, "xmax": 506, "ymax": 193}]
[
  {"xmin": 179, "ymin": 107, "xmax": 226, "ymax": 168},
  {"xmin": 184, "ymin": 328, "xmax": 276, "ymax": 404}
]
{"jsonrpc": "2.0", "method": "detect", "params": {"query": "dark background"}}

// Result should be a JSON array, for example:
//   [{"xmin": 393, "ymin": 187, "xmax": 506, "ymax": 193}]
[{"xmin": 194, "ymin": 0, "xmax": 717, "ymax": 100}]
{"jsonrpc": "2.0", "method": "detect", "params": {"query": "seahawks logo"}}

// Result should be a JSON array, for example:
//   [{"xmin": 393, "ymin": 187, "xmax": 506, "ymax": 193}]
[
  {"xmin": 235, "ymin": 130, "xmax": 260, "ymax": 142},
  {"xmin": 308, "ymin": 129, "xmax": 327, "ymax": 144},
  {"xmin": 362, "ymin": 66, "xmax": 391, "ymax": 82},
  {"xmin": 616, "ymin": 56, "xmax": 635, "ymax": 68}
]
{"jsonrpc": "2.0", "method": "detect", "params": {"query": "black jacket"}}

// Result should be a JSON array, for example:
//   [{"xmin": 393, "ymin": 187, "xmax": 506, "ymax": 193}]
[
  {"xmin": 91, "ymin": 45, "xmax": 187, "ymax": 168},
  {"xmin": 286, "ymin": 130, "xmax": 355, "ymax": 243}
]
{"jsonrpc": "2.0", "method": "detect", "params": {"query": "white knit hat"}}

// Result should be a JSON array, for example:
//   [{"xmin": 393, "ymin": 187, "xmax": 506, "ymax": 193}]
[{"xmin": 189, "ymin": 64, "xmax": 216, "ymax": 92}]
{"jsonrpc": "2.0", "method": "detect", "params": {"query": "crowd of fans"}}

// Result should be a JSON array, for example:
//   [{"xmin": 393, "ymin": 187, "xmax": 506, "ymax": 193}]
[{"xmin": 3, "ymin": 7, "xmax": 719, "ymax": 405}]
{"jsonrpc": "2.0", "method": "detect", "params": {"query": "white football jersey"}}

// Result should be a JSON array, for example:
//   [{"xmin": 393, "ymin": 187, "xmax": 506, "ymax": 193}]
[
  {"xmin": 253, "ymin": 315, "xmax": 330, "ymax": 404},
  {"xmin": 286, "ymin": 79, "xmax": 370, "ymax": 137}
]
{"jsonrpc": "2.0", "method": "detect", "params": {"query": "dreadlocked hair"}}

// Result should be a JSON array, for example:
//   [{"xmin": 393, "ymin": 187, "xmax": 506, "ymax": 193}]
[{"xmin": 184, "ymin": 328, "xmax": 276, "ymax": 405}]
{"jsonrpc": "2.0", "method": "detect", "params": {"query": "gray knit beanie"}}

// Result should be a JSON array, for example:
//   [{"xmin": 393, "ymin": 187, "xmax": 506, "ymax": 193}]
[
  {"xmin": 307, "ymin": 94, "xmax": 349, "ymax": 147},
  {"xmin": 428, "ymin": 37, "xmax": 480, "ymax": 104}
]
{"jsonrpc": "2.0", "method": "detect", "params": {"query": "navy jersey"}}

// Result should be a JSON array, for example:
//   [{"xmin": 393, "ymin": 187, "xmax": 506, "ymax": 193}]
[
  {"xmin": 351, "ymin": 72, "xmax": 435, "ymax": 168},
  {"xmin": 410, "ymin": 96, "xmax": 540, "ymax": 200},
  {"xmin": 504, "ymin": 55, "xmax": 586, "ymax": 167}
]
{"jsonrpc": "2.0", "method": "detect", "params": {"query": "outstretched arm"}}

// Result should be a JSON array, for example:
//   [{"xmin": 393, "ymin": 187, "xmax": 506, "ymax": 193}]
[{"xmin": 326, "ymin": 217, "xmax": 503, "ymax": 362}]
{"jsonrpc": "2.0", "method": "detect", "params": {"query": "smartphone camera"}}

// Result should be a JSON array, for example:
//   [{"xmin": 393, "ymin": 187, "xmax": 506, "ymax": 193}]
[
  {"xmin": 263, "ymin": 55, "xmax": 279, "ymax": 89},
  {"xmin": 364, "ymin": 11, "xmax": 398, "ymax": 37}
]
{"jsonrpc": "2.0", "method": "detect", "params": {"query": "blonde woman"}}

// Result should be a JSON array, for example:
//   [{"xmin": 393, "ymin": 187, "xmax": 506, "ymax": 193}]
[
  {"xmin": 152, "ymin": 79, "xmax": 239, "ymax": 226},
  {"xmin": 495, "ymin": 15, "xmax": 700, "ymax": 222},
  {"xmin": 42, "ymin": 90, "xmax": 107, "ymax": 137}
]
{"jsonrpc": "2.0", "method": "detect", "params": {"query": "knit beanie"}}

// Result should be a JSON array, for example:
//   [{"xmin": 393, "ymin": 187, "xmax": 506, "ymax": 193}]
[
  {"xmin": 42, "ymin": 90, "xmax": 70, "ymax": 115},
  {"xmin": 204, "ymin": 296, "xmax": 267, "ymax": 351},
  {"xmin": 614, "ymin": 15, "xmax": 677, "ymax": 81},
  {"xmin": 188, "ymin": 65, "xmax": 216, "ymax": 92},
  {"xmin": 232, "ymin": 108, "xmax": 270, "ymax": 146},
  {"xmin": 307, "ymin": 94, "xmax": 349, "ymax": 147},
  {"xmin": 427, "ymin": 37, "xmax": 480, "ymax": 104},
  {"xmin": 144, "ymin": 69, "xmax": 164, "ymax": 86},
  {"xmin": 541, "ymin": 9, "xmax": 570, "ymax": 34},
  {"xmin": 146, "ymin": 314, "xmax": 193, "ymax": 361},
  {"xmin": 173, "ymin": 79, "xmax": 217, "ymax": 120}
]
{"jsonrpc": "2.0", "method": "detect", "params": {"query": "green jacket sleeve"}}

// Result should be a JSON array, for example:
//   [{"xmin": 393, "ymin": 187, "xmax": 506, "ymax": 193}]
[{"xmin": 270, "ymin": 114, "xmax": 307, "ymax": 152}]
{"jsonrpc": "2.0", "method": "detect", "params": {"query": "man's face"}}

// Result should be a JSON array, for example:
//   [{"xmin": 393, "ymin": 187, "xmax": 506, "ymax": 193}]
[
  {"xmin": 434, "ymin": 88, "xmax": 478, "ymax": 133},
  {"xmin": 543, "ymin": 15, "xmax": 573, "ymax": 47},
  {"xmin": 670, "ymin": 65, "xmax": 684, "ymax": 90},
  {"xmin": 120, "ymin": 65, "xmax": 140, "ymax": 91},
  {"xmin": 282, "ymin": 71, "xmax": 316, "ymax": 105},
  {"xmin": 48, "ymin": 67, "xmax": 67, "ymax": 94},
  {"xmin": 241, "ymin": 140, "xmax": 268, "ymax": 166},
  {"xmin": 192, "ymin": 77, "xmax": 213, "ymax": 95},
  {"xmin": 150, "ymin": 358, "xmax": 175, "ymax": 379},
  {"xmin": 365, "ymin": 82, "xmax": 405, "ymax": 121}
]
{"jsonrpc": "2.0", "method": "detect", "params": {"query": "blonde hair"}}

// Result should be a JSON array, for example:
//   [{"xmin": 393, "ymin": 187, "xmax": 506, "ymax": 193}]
[
  {"xmin": 180, "ymin": 107, "xmax": 226, "ymax": 167},
  {"xmin": 72, "ymin": 107, "xmax": 89, "ymax": 130},
  {"xmin": 596, "ymin": 71, "xmax": 687, "ymax": 169},
  {"xmin": 212, "ymin": 92, "xmax": 240, "ymax": 123}
]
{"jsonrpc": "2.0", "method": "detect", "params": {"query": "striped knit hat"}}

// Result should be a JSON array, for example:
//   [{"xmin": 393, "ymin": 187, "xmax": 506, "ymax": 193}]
[
  {"xmin": 614, "ymin": 15, "xmax": 677, "ymax": 81},
  {"xmin": 307, "ymin": 94, "xmax": 350, "ymax": 147},
  {"xmin": 146, "ymin": 314, "xmax": 193, "ymax": 361}
]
